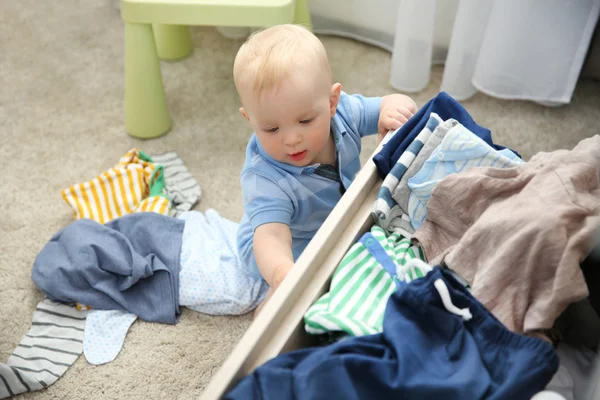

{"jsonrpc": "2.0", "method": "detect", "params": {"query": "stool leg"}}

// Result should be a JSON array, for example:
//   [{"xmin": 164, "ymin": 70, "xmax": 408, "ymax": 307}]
[
  {"xmin": 153, "ymin": 24, "xmax": 193, "ymax": 61},
  {"xmin": 293, "ymin": 0, "xmax": 313, "ymax": 31},
  {"xmin": 124, "ymin": 22, "xmax": 171, "ymax": 139}
]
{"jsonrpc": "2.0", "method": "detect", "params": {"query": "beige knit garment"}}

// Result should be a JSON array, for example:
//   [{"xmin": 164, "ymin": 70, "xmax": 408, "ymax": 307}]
[{"xmin": 414, "ymin": 135, "xmax": 600, "ymax": 335}]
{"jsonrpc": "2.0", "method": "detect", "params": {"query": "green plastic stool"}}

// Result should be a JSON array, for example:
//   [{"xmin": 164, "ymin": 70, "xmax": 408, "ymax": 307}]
[{"xmin": 121, "ymin": 0, "xmax": 312, "ymax": 139}]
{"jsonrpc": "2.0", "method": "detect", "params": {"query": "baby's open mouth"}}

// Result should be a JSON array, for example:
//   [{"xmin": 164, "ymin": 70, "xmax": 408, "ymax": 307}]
[{"xmin": 289, "ymin": 151, "xmax": 307, "ymax": 161}]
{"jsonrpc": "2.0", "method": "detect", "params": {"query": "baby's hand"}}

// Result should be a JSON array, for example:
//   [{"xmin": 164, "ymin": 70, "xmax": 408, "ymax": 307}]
[{"xmin": 378, "ymin": 94, "xmax": 417, "ymax": 143}]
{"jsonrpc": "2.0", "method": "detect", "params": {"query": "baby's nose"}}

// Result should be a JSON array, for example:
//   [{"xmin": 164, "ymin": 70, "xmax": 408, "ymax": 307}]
[{"xmin": 284, "ymin": 132, "xmax": 302, "ymax": 146}]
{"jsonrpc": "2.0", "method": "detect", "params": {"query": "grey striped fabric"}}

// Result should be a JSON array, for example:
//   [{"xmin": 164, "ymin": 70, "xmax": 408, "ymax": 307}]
[
  {"xmin": 372, "ymin": 114, "xmax": 442, "ymax": 236},
  {"xmin": 151, "ymin": 152, "xmax": 201, "ymax": 217},
  {"xmin": 0, "ymin": 299, "xmax": 86, "ymax": 399}
]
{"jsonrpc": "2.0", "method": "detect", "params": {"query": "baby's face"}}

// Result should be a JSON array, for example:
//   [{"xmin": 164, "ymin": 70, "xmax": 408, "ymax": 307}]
[{"xmin": 240, "ymin": 70, "xmax": 341, "ymax": 166}]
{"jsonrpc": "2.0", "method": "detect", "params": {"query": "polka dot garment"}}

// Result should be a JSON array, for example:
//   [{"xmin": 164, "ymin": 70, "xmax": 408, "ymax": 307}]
[
  {"xmin": 83, "ymin": 209, "xmax": 269, "ymax": 365},
  {"xmin": 178, "ymin": 209, "xmax": 269, "ymax": 315}
]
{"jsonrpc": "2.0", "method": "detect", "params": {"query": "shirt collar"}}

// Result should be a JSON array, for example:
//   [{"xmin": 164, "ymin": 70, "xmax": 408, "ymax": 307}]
[
  {"xmin": 434, "ymin": 143, "xmax": 490, "ymax": 161},
  {"xmin": 433, "ymin": 128, "xmax": 493, "ymax": 162},
  {"xmin": 254, "ymin": 116, "xmax": 346, "ymax": 175},
  {"xmin": 331, "ymin": 113, "xmax": 346, "ymax": 151}
]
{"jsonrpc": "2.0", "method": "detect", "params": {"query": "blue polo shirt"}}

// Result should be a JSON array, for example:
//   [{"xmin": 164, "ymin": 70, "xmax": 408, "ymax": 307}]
[{"xmin": 237, "ymin": 92, "xmax": 382, "ymax": 278}]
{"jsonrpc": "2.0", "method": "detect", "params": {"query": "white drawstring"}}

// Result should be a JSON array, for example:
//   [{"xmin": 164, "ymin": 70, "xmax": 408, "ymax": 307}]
[
  {"xmin": 398, "ymin": 259, "xmax": 472, "ymax": 321},
  {"xmin": 433, "ymin": 279, "xmax": 472, "ymax": 321}
]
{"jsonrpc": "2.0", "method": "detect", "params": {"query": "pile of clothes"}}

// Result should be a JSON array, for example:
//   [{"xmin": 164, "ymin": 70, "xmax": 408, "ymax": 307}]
[
  {"xmin": 225, "ymin": 93, "xmax": 600, "ymax": 400},
  {"xmin": 0, "ymin": 150, "xmax": 258, "ymax": 399},
  {"xmin": 2, "ymin": 92, "xmax": 599, "ymax": 400}
]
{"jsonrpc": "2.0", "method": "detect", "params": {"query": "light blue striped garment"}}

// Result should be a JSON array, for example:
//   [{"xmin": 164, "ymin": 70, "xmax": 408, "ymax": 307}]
[
  {"xmin": 372, "ymin": 113, "xmax": 443, "ymax": 236},
  {"xmin": 408, "ymin": 122, "xmax": 524, "ymax": 229}
]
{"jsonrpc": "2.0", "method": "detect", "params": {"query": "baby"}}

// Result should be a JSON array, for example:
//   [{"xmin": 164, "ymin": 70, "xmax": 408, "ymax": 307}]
[{"xmin": 233, "ymin": 24, "xmax": 417, "ymax": 312}]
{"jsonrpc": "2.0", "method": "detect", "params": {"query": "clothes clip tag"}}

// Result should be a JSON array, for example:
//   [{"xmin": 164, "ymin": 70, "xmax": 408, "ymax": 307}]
[{"xmin": 434, "ymin": 279, "xmax": 472, "ymax": 321}]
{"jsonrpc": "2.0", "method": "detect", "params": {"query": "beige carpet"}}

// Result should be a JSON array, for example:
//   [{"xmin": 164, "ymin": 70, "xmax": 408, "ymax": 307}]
[{"xmin": 1, "ymin": 1, "xmax": 599, "ymax": 399}]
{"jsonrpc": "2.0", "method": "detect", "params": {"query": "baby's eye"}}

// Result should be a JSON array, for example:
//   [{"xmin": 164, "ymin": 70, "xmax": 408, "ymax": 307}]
[
  {"xmin": 299, "ymin": 118, "xmax": 313, "ymax": 124},
  {"xmin": 264, "ymin": 127, "xmax": 279, "ymax": 133}
]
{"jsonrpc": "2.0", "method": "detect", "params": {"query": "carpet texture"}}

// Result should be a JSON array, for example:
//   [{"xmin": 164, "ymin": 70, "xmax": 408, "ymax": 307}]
[{"xmin": 1, "ymin": 1, "xmax": 599, "ymax": 399}]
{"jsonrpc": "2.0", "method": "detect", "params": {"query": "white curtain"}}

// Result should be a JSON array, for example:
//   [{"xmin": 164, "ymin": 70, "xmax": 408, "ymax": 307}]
[{"xmin": 309, "ymin": 0, "xmax": 600, "ymax": 105}]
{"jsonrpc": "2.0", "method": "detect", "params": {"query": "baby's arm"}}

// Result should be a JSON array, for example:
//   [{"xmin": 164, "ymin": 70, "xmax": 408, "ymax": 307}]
[{"xmin": 253, "ymin": 222, "xmax": 294, "ymax": 289}]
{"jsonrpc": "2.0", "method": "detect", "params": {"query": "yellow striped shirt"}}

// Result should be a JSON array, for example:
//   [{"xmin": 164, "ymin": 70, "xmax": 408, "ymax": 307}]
[{"xmin": 62, "ymin": 148, "xmax": 171, "ymax": 224}]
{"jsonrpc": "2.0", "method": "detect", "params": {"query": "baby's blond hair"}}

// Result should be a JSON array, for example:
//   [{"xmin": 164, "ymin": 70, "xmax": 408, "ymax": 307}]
[{"xmin": 233, "ymin": 24, "xmax": 332, "ymax": 102}]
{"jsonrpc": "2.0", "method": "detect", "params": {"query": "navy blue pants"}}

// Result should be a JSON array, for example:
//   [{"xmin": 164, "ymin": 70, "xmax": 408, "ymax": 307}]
[{"xmin": 226, "ymin": 267, "xmax": 558, "ymax": 400}]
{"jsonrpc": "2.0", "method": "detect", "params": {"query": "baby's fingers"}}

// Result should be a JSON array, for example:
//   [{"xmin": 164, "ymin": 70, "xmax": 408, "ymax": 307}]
[
  {"xmin": 388, "ymin": 110, "xmax": 409, "ymax": 124},
  {"xmin": 392, "ymin": 107, "xmax": 414, "ymax": 121},
  {"xmin": 378, "ymin": 115, "xmax": 403, "ymax": 134}
]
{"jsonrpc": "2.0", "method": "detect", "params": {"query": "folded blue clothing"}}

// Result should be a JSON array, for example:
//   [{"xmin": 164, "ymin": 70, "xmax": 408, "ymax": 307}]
[
  {"xmin": 373, "ymin": 91, "xmax": 520, "ymax": 178},
  {"xmin": 225, "ymin": 267, "xmax": 558, "ymax": 400},
  {"xmin": 32, "ymin": 213, "xmax": 184, "ymax": 324}
]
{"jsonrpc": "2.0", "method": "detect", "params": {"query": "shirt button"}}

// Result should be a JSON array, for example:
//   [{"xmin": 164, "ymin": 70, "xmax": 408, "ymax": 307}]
[
  {"xmin": 365, "ymin": 238, "xmax": 374, "ymax": 246},
  {"xmin": 437, "ymin": 152, "xmax": 445, "ymax": 160},
  {"xmin": 305, "ymin": 168, "xmax": 315, "ymax": 174}
]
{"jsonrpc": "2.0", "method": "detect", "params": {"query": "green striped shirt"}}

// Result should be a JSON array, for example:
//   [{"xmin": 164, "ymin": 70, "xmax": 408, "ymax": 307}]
[{"xmin": 304, "ymin": 226, "xmax": 425, "ymax": 337}]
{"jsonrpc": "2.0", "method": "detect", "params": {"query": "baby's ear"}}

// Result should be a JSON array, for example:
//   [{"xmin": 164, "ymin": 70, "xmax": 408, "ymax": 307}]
[
  {"xmin": 239, "ymin": 107, "xmax": 250, "ymax": 123},
  {"xmin": 329, "ymin": 83, "xmax": 342, "ymax": 118}
]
